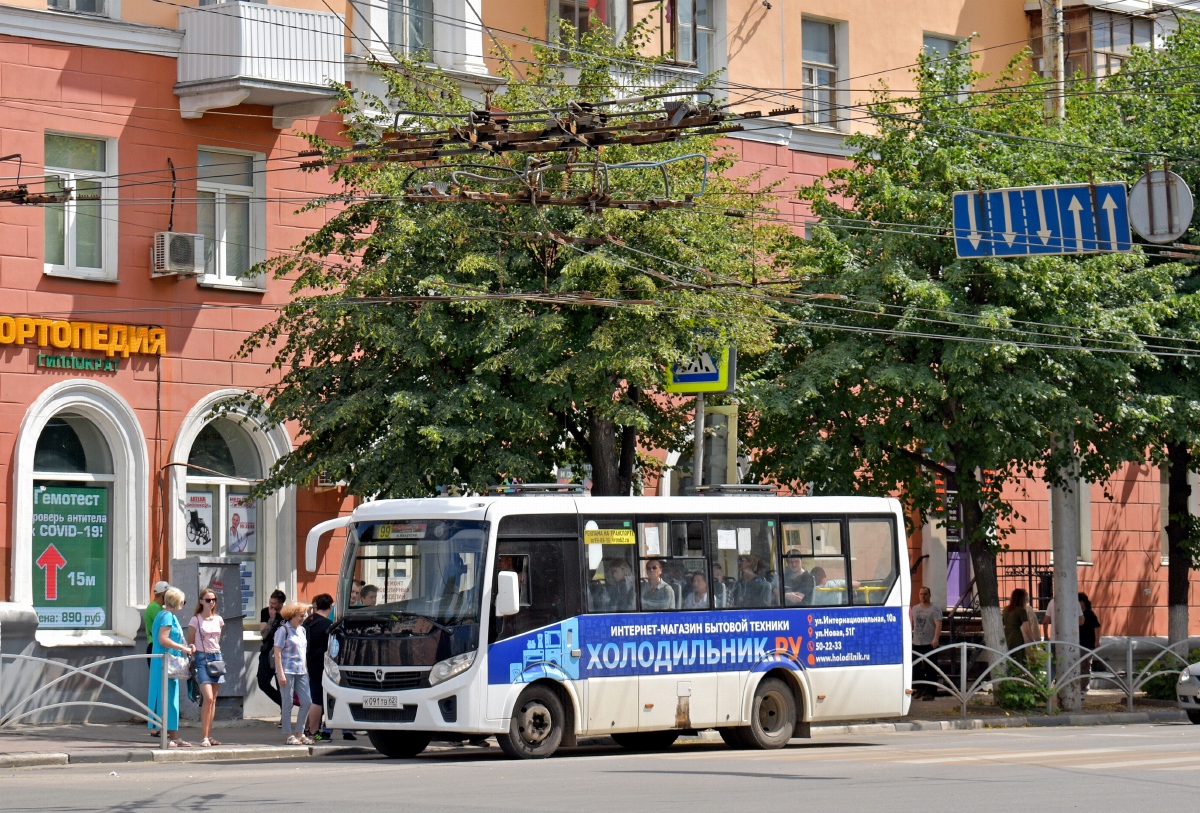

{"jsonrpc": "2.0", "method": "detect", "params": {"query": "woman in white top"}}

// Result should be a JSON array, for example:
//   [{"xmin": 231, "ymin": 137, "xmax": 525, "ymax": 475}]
[
  {"xmin": 187, "ymin": 588, "xmax": 225, "ymax": 747},
  {"xmin": 681, "ymin": 571, "xmax": 710, "ymax": 610}
]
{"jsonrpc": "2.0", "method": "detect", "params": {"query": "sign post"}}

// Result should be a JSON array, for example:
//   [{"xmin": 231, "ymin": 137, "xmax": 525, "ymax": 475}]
[
  {"xmin": 32, "ymin": 485, "xmax": 109, "ymax": 629},
  {"xmin": 666, "ymin": 345, "xmax": 737, "ymax": 489}
]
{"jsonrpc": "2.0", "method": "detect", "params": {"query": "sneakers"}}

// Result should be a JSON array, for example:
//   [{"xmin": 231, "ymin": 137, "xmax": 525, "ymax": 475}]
[{"xmin": 342, "ymin": 731, "xmax": 357, "ymax": 741}]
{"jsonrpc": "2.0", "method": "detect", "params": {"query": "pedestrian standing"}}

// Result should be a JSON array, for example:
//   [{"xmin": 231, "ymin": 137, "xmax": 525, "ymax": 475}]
[
  {"xmin": 144, "ymin": 580, "xmax": 170, "ymax": 655},
  {"xmin": 304, "ymin": 594, "xmax": 334, "ymax": 740},
  {"xmin": 256, "ymin": 590, "xmax": 286, "ymax": 709},
  {"xmin": 147, "ymin": 587, "xmax": 195, "ymax": 747},
  {"xmin": 187, "ymin": 587, "xmax": 226, "ymax": 747},
  {"xmin": 1003, "ymin": 588, "xmax": 1040, "ymax": 666},
  {"xmin": 910, "ymin": 586, "xmax": 943, "ymax": 700},
  {"xmin": 274, "ymin": 602, "xmax": 313, "ymax": 745},
  {"xmin": 1078, "ymin": 592, "xmax": 1101, "ymax": 694}
]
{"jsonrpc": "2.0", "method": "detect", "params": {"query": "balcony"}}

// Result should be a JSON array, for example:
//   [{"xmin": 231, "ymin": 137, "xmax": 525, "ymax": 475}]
[{"xmin": 175, "ymin": 2, "xmax": 344, "ymax": 129}]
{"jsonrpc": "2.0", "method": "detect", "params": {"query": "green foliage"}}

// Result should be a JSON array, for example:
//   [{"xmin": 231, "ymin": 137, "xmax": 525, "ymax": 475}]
[
  {"xmin": 1139, "ymin": 649, "xmax": 1200, "ymax": 701},
  {"xmin": 994, "ymin": 644, "xmax": 1051, "ymax": 711},
  {"xmin": 239, "ymin": 28, "xmax": 793, "ymax": 497},
  {"xmin": 744, "ymin": 44, "xmax": 1174, "ymax": 552}
]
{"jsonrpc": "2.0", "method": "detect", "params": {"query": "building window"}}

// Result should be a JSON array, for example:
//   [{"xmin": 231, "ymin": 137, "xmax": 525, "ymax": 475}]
[
  {"xmin": 47, "ymin": 0, "xmax": 107, "ymax": 17},
  {"xmin": 185, "ymin": 419, "xmax": 264, "ymax": 621},
  {"xmin": 1029, "ymin": 8, "xmax": 1153, "ymax": 80},
  {"xmin": 197, "ymin": 149, "xmax": 262, "ymax": 286},
  {"xmin": 801, "ymin": 19, "xmax": 839, "ymax": 127},
  {"xmin": 32, "ymin": 415, "xmax": 116, "ymax": 630},
  {"xmin": 44, "ymin": 133, "xmax": 114, "ymax": 280},
  {"xmin": 1160, "ymin": 468, "xmax": 1200, "ymax": 565},
  {"xmin": 387, "ymin": 0, "xmax": 433, "ymax": 56},
  {"xmin": 552, "ymin": 0, "xmax": 612, "ymax": 47},
  {"xmin": 695, "ymin": 0, "xmax": 717, "ymax": 76},
  {"xmin": 628, "ymin": 0, "xmax": 698, "ymax": 65},
  {"xmin": 1048, "ymin": 476, "xmax": 1092, "ymax": 564}
]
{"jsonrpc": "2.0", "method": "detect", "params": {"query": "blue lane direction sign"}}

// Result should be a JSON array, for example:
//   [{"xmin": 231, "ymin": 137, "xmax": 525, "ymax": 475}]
[{"xmin": 953, "ymin": 183, "xmax": 1132, "ymax": 259}]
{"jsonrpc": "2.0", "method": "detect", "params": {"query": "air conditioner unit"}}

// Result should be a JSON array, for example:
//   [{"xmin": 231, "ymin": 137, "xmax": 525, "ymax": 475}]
[{"xmin": 152, "ymin": 232, "xmax": 204, "ymax": 277}]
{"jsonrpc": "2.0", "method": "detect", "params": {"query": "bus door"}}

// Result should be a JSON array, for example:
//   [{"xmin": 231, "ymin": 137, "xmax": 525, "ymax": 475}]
[{"xmin": 492, "ymin": 537, "xmax": 582, "ymax": 681}]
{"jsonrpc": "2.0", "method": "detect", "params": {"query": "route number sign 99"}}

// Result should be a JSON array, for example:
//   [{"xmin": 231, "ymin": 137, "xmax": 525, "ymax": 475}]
[{"xmin": 32, "ymin": 485, "xmax": 109, "ymax": 629}]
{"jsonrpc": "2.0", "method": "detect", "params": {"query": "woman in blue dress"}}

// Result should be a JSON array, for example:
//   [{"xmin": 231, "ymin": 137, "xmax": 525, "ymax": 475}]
[{"xmin": 148, "ymin": 587, "xmax": 196, "ymax": 747}]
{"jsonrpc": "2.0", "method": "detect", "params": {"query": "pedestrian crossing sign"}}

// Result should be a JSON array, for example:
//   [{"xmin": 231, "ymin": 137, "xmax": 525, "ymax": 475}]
[{"xmin": 665, "ymin": 345, "xmax": 736, "ymax": 393}]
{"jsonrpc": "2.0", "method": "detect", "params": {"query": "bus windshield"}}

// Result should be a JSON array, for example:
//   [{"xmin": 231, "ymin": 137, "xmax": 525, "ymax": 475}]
[{"xmin": 342, "ymin": 519, "xmax": 488, "ymax": 626}]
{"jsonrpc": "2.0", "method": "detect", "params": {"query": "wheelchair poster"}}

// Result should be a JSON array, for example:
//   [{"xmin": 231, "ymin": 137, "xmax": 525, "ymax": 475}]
[{"xmin": 185, "ymin": 491, "xmax": 215, "ymax": 553}]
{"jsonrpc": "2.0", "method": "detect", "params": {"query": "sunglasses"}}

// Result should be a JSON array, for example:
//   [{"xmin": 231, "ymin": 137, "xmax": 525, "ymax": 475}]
[{"xmin": 202, "ymin": 598, "xmax": 217, "ymax": 603}]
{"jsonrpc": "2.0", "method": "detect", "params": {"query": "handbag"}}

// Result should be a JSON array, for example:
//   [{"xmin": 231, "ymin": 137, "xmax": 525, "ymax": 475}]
[
  {"xmin": 205, "ymin": 656, "xmax": 227, "ymax": 678},
  {"xmin": 165, "ymin": 652, "xmax": 192, "ymax": 680}
]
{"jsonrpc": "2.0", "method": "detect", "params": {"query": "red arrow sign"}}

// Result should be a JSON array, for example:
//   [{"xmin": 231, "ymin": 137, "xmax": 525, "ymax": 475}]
[{"xmin": 36, "ymin": 544, "xmax": 67, "ymax": 601}]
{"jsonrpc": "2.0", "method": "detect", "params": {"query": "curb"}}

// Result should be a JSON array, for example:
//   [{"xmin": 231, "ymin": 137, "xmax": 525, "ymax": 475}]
[
  {"xmin": 0, "ymin": 743, "xmax": 375, "ymax": 770},
  {"xmin": 811, "ymin": 708, "xmax": 1190, "ymax": 736},
  {"xmin": 2, "ymin": 710, "xmax": 1191, "ymax": 769}
]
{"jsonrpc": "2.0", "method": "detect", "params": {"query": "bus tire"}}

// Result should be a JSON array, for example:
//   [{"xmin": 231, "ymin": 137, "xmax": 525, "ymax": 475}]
[
  {"xmin": 367, "ymin": 730, "xmax": 433, "ymax": 759},
  {"xmin": 744, "ymin": 677, "xmax": 796, "ymax": 749},
  {"xmin": 497, "ymin": 685, "xmax": 565, "ymax": 759},
  {"xmin": 718, "ymin": 727, "xmax": 751, "ymax": 749},
  {"xmin": 610, "ymin": 731, "xmax": 680, "ymax": 751}
]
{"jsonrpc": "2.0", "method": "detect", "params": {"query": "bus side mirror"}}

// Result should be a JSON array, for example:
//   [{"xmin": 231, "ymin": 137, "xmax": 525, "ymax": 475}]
[{"xmin": 496, "ymin": 571, "xmax": 520, "ymax": 617}]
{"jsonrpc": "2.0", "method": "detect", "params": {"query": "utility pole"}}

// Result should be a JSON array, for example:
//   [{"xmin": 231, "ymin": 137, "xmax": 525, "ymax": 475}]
[
  {"xmin": 693, "ymin": 393, "xmax": 705, "ymax": 490},
  {"xmin": 1042, "ymin": 0, "xmax": 1066, "ymax": 122},
  {"xmin": 1050, "ymin": 439, "xmax": 1082, "ymax": 712}
]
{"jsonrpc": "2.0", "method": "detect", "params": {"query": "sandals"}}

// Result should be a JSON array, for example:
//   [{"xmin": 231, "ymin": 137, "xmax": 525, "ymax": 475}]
[
  {"xmin": 167, "ymin": 739, "xmax": 193, "ymax": 748},
  {"xmin": 200, "ymin": 738, "xmax": 222, "ymax": 747},
  {"xmin": 286, "ymin": 735, "xmax": 305, "ymax": 746}
]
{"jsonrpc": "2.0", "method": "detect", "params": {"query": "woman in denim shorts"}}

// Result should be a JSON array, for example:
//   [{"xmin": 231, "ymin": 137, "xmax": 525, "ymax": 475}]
[{"xmin": 187, "ymin": 588, "xmax": 226, "ymax": 747}]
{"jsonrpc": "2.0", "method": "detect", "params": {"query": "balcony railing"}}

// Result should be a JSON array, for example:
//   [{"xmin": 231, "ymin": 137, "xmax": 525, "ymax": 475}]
[{"xmin": 176, "ymin": 2, "xmax": 344, "ymax": 128}]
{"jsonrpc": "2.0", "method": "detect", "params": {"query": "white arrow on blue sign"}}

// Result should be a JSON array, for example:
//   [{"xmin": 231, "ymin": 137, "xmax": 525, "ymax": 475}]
[{"xmin": 953, "ymin": 183, "xmax": 1133, "ymax": 259}]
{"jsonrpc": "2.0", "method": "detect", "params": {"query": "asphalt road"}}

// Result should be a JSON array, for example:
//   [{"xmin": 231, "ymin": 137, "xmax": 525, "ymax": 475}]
[{"xmin": 3, "ymin": 723, "xmax": 1199, "ymax": 812}]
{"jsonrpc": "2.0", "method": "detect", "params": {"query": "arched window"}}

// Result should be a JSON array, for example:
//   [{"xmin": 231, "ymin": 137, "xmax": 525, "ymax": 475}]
[
  {"xmin": 183, "ymin": 418, "xmax": 265, "ymax": 622},
  {"xmin": 31, "ymin": 413, "xmax": 117, "ymax": 631}
]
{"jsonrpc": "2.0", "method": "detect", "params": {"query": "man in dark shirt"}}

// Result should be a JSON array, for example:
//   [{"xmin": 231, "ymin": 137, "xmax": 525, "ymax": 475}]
[
  {"xmin": 304, "ymin": 593, "xmax": 335, "ymax": 739},
  {"xmin": 782, "ymin": 552, "xmax": 816, "ymax": 606}
]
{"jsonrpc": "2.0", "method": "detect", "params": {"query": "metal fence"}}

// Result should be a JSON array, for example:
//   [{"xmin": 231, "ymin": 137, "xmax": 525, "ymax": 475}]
[
  {"xmin": 0, "ymin": 652, "xmax": 171, "ymax": 750},
  {"xmin": 913, "ymin": 638, "xmax": 1192, "ymax": 718}
]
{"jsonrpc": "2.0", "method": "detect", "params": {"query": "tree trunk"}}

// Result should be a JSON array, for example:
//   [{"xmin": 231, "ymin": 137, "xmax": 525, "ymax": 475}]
[
  {"xmin": 586, "ymin": 387, "xmax": 640, "ymax": 497},
  {"xmin": 1050, "ymin": 470, "xmax": 1081, "ymax": 711},
  {"xmin": 1166, "ymin": 441, "xmax": 1192, "ymax": 646},
  {"xmin": 961, "ymin": 487, "xmax": 1006, "ymax": 663}
]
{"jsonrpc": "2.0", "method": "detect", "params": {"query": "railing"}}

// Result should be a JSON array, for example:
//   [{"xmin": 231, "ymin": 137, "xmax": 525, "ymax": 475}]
[
  {"xmin": 0, "ymin": 652, "xmax": 171, "ymax": 750},
  {"xmin": 912, "ymin": 638, "xmax": 1191, "ymax": 719}
]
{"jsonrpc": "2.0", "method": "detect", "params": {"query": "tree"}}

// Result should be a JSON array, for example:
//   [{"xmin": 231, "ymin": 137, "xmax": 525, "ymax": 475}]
[
  {"xmin": 745, "ymin": 47, "xmax": 1169, "ymax": 657},
  {"xmin": 1069, "ymin": 20, "xmax": 1200, "ymax": 643},
  {"xmin": 238, "ymin": 27, "xmax": 790, "ymax": 497}
]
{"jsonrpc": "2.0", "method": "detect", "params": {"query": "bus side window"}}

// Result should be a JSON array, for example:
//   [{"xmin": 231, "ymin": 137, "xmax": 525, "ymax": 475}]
[
  {"xmin": 805, "ymin": 520, "xmax": 849, "ymax": 606},
  {"xmin": 711, "ymin": 518, "xmax": 779, "ymax": 609},
  {"xmin": 848, "ymin": 518, "xmax": 898, "ymax": 605},
  {"xmin": 584, "ymin": 519, "xmax": 637, "ymax": 613}
]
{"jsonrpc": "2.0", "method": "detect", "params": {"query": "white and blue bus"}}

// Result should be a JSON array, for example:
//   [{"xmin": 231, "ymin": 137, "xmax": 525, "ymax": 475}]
[{"xmin": 308, "ymin": 488, "xmax": 911, "ymax": 759}]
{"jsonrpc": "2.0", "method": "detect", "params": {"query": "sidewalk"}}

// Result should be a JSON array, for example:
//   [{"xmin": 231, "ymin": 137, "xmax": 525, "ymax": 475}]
[
  {"xmin": 0, "ymin": 718, "xmax": 375, "ymax": 768},
  {"xmin": 2, "ymin": 693, "xmax": 1192, "ymax": 769}
]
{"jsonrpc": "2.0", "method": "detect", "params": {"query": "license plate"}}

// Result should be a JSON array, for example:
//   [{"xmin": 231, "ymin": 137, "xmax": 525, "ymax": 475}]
[{"xmin": 362, "ymin": 695, "xmax": 398, "ymax": 709}]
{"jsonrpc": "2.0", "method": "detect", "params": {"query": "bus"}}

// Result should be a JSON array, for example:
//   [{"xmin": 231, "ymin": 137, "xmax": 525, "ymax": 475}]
[{"xmin": 307, "ymin": 488, "xmax": 912, "ymax": 759}]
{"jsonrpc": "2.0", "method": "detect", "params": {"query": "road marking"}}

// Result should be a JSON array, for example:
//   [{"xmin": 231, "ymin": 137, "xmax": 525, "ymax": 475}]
[
  {"xmin": 900, "ymin": 747, "xmax": 1127, "ymax": 764},
  {"xmin": 1077, "ymin": 755, "xmax": 1200, "ymax": 770}
]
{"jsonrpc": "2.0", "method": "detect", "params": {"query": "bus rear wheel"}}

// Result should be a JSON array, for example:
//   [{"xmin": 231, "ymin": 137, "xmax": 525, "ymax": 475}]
[
  {"xmin": 718, "ymin": 727, "xmax": 751, "ymax": 749},
  {"xmin": 367, "ymin": 730, "xmax": 433, "ymax": 759},
  {"xmin": 497, "ymin": 685, "xmax": 565, "ymax": 759},
  {"xmin": 744, "ymin": 677, "xmax": 796, "ymax": 749},
  {"xmin": 611, "ymin": 731, "xmax": 680, "ymax": 751}
]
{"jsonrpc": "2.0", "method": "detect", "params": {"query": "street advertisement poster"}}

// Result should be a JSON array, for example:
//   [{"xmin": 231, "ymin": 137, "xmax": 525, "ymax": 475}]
[
  {"xmin": 184, "ymin": 491, "xmax": 215, "ymax": 553},
  {"xmin": 239, "ymin": 559, "xmax": 256, "ymax": 618},
  {"xmin": 32, "ymin": 485, "xmax": 109, "ymax": 629},
  {"xmin": 227, "ymin": 494, "xmax": 256, "ymax": 554},
  {"xmin": 487, "ymin": 606, "xmax": 904, "ymax": 685}
]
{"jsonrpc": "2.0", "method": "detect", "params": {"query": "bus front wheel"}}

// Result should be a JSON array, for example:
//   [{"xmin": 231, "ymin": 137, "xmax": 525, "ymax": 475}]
[
  {"xmin": 611, "ymin": 731, "xmax": 680, "ymax": 751},
  {"xmin": 367, "ymin": 730, "xmax": 433, "ymax": 759},
  {"xmin": 744, "ymin": 677, "xmax": 796, "ymax": 749},
  {"xmin": 498, "ymin": 685, "xmax": 565, "ymax": 759}
]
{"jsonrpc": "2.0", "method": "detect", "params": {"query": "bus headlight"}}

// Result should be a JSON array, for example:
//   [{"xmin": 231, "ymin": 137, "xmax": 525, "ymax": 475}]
[
  {"xmin": 324, "ymin": 652, "xmax": 341, "ymax": 686},
  {"xmin": 428, "ymin": 651, "xmax": 476, "ymax": 686}
]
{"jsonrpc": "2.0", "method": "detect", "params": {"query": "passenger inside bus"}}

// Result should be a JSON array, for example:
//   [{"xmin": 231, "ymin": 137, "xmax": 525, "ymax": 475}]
[
  {"xmin": 640, "ymin": 559, "xmax": 676, "ymax": 611},
  {"xmin": 599, "ymin": 558, "xmax": 636, "ymax": 612},
  {"xmin": 732, "ymin": 555, "xmax": 772, "ymax": 608},
  {"xmin": 782, "ymin": 552, "xmax": 816, "ymax": 606},
  {"xmin": 681, "ymin": 571, "xmax": 709, "ymax": 610},
  {"xmin": 360, "ymin": 584, "xmax": 378, "ymax": 607},
  {"xmin": 711, "ymin": 564, "xmax": 730, "ymax": 608}
]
